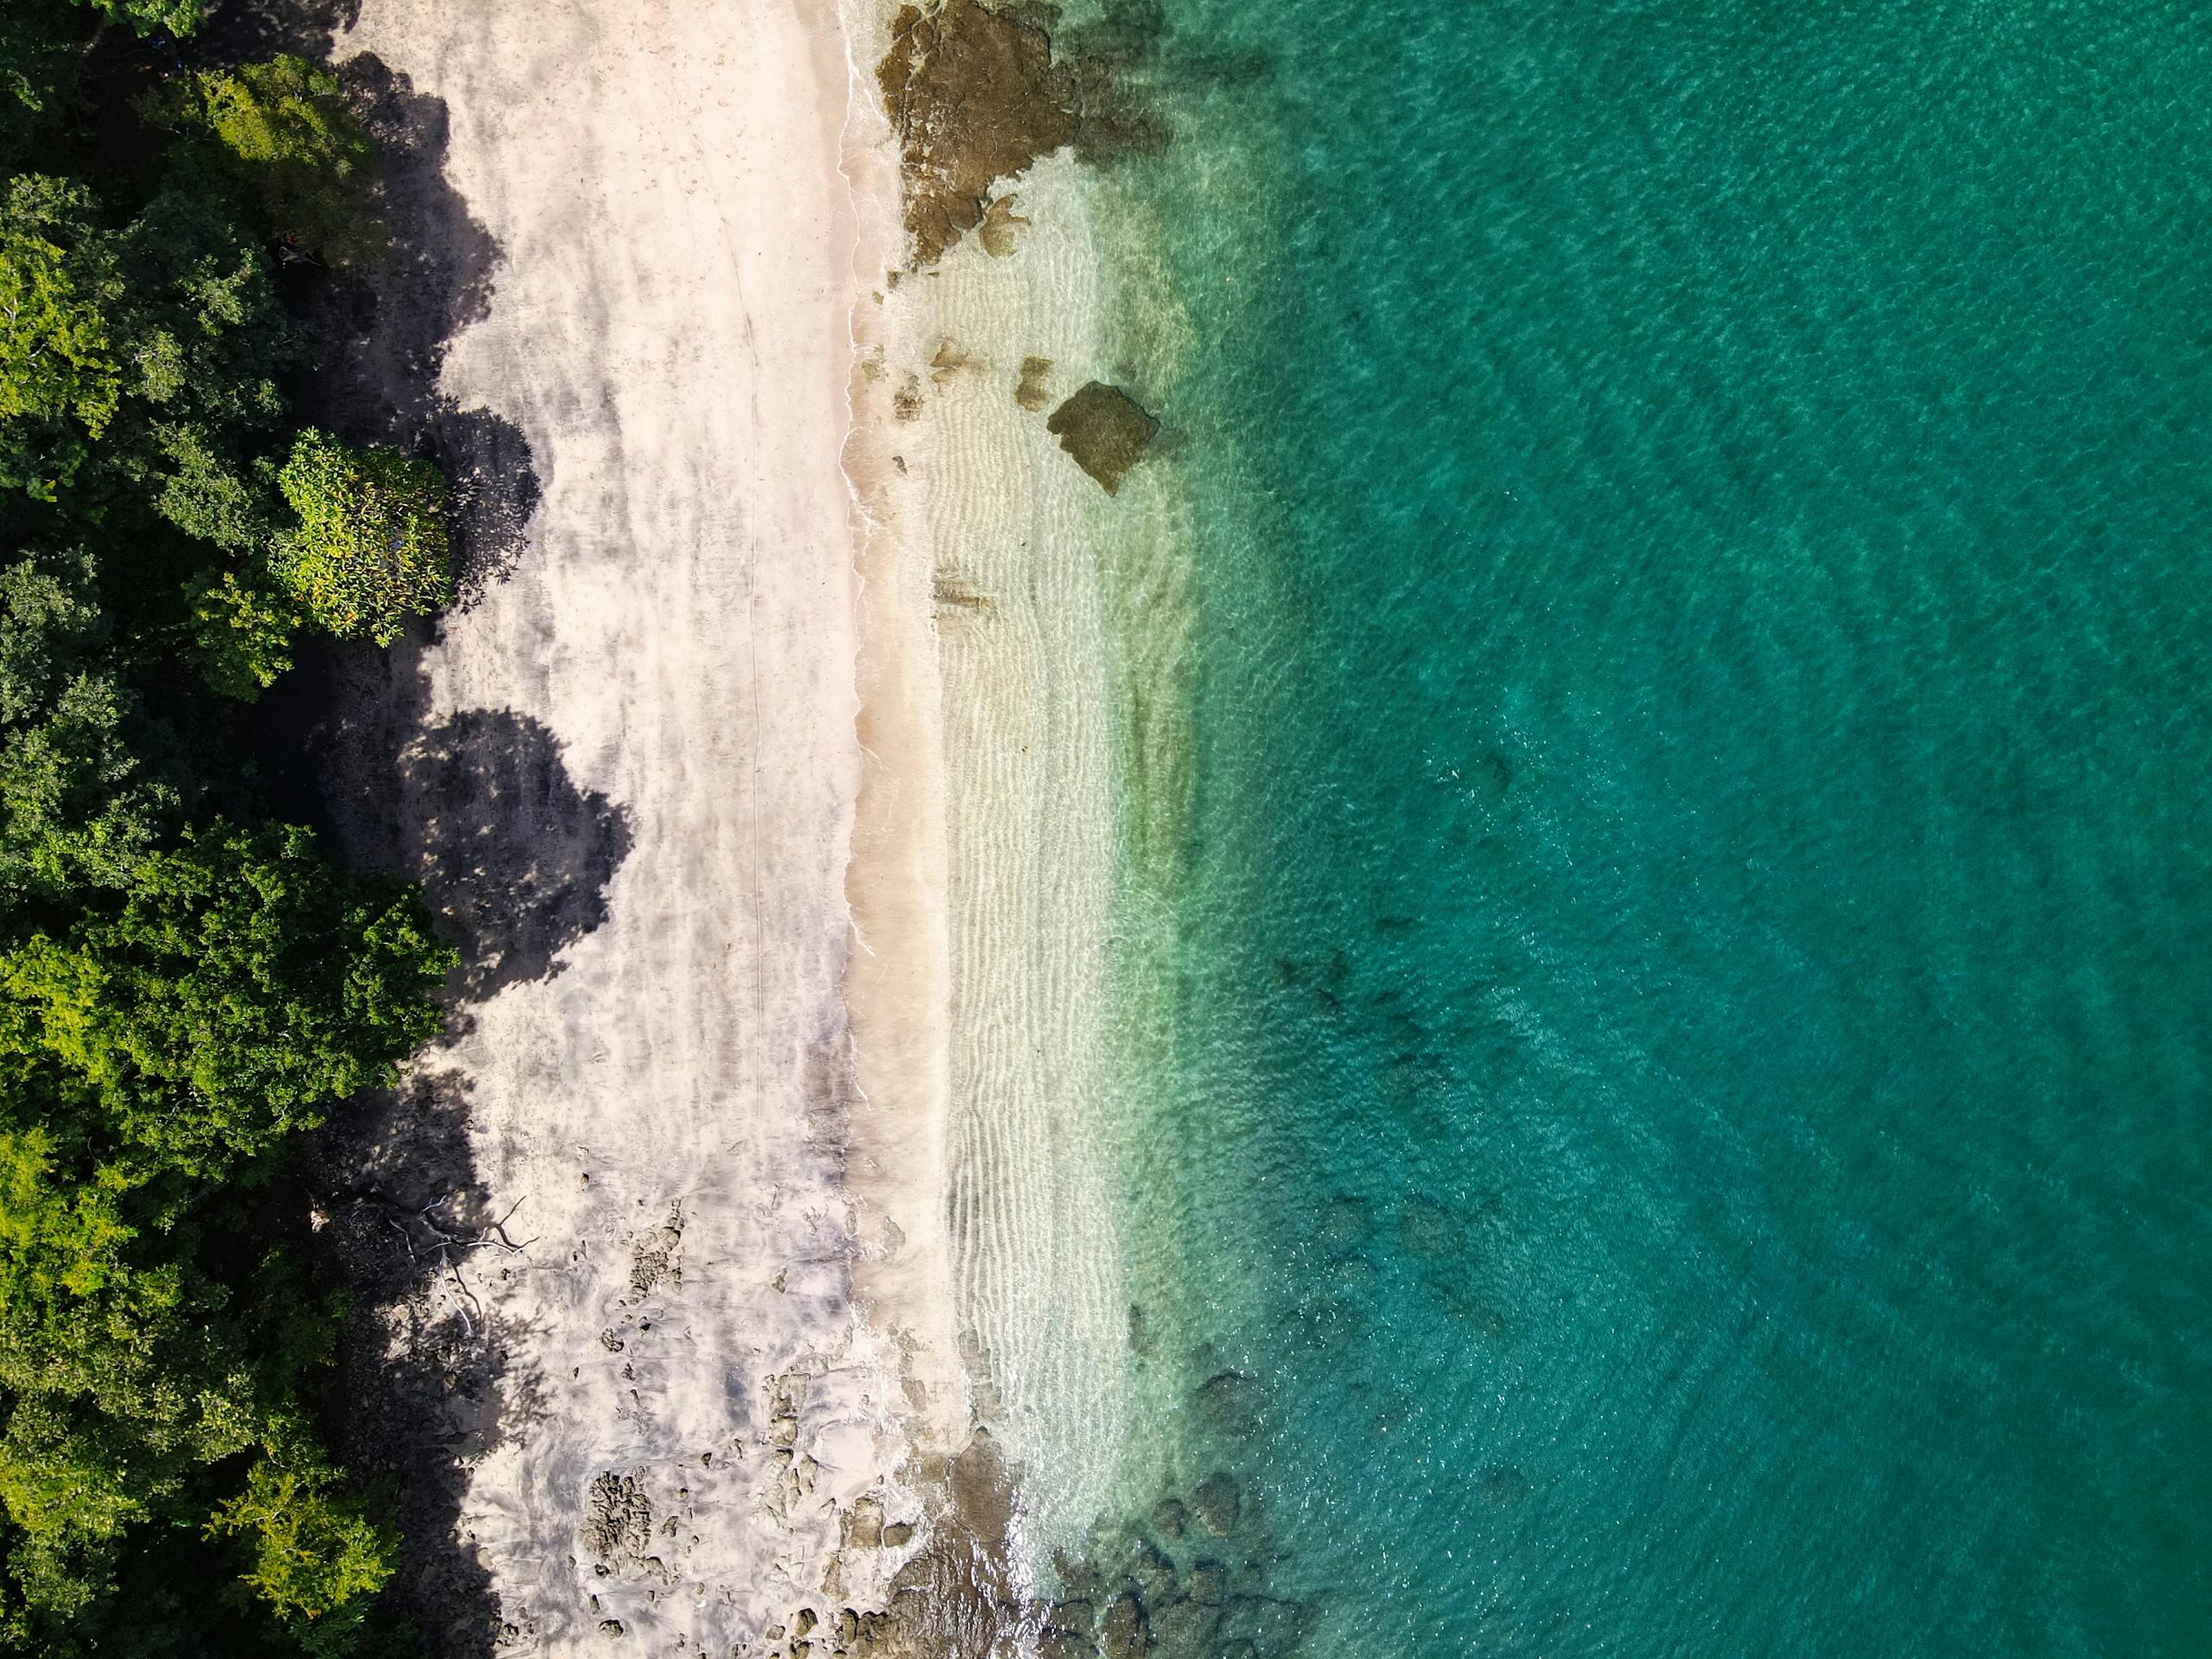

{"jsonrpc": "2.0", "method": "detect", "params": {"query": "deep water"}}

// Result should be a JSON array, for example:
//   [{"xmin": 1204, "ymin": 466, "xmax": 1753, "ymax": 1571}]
[{"xmin": 1088, "ymin": 2, "xmax": 2212, "ymax": 1653}]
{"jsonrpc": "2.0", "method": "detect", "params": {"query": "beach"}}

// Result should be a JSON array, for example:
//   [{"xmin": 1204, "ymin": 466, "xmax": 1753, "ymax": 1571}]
[
  {"xmin": 321, "ymin": 0, "xmax": 945, "ymax": 1647},
  {"xmin": 316, "ymin": 0, "xmax": 1162, "ymax": 1646}
]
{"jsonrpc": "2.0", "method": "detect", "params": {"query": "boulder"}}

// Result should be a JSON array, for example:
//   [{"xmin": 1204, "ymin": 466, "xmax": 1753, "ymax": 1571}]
[
  {"xmin": 1046, "ymin": 384, "xmax": 1160, "ymax": 493},
  {"xmin": 1192, "ymin": 1473, "xmax": 1241, "ymax": 1537},
  {"xmin": 1147, "ymin": 1597, "xmax": 1221, "ymax": 1656},
  {"xmin": 1099, "ymin": 1592, "xmax": 1148, "ymax": 1659},
  {"xmin": 1186, "ymin": 1560, "xmax": 1227, "ymax": 1606},
  {"xmin": 1125, "ymin": 1540, "xmax": 1177, "ymax": 1603},
  {"xmin": 1193, "ymin": 1371, "xmax": 1259, "ymax": 1437}
]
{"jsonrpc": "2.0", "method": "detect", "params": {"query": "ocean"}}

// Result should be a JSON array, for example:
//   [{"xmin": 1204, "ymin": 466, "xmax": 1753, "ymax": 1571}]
[{"xmin": 1054, "ymin": 0, "xmax": 2212, "ymax": 1652}]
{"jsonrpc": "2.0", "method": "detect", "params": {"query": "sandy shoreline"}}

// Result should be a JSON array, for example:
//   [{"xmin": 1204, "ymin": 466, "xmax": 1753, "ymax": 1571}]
[
  {"xmin": 304, "ymin": 0, "xmax": 1174, "ymax": 1644},
  {"xmin": 318, "ymin": 0, "xmax": 951, "ymax": 1649}
]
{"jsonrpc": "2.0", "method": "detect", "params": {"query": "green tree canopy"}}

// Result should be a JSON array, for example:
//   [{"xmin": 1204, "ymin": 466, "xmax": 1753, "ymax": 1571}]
[
  {"xmin": 0, "ymin": 1098, "xmax": 259, "ymax": 1638},
  {"xmin": 0, "ymin": 7, "xmax": 458, "ymax": 1648},
  {"xmin": 0, "ymin": 673, "xmax": 181, "ymax": 902},
  {"xmin": 271, "ymin": 430, "xmax": 453, "ymax": 645},
  {"xmin": 0, "ymin": 178, "xmax": 124, "ymax": 476},
  {"xmin": 206, "ymin": 1439, "xmax": 395, "ymax": 1632},
  {"xmin": 0, "ymin": 823, "xmax": 453, "ymax": 1179},
  {"xmin": 142, "ymin": 58, "xmax": 380, "ymax": 265},
  {"xmin": 0, "ymin": 174, "xmax": 284, "ymax": 509},
  {"xmin": 0, "ymin": 548, "xmax": 103, "ymax": 725},
  {"xmin": 71, "ymin": 0, "xmax": 203, "ymax": 35}
]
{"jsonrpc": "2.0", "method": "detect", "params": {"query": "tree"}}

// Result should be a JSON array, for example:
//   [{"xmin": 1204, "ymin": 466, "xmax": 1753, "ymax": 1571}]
[
  {"xmin": 142, "ymin": 58, "xmax": 380, "ymax": 265},
  {"xmin": 206, "ymin": 1440, "xmax": 393, "ymax": 1631},
  {"xmin": 0, "ymin": 1097, "xmax": 261, "ymax": 1638},
  {"xmin": 0, "ymin": 8, "xmax": 450, "ymax": 1648},
  {"xmin": 0, "ymin": 673, "xmax": 181, "ymax": 900},
  {"xmin": 270, "ymin": 430, "xmax": 451, "ymax": 645},
  {"xmin": 0, "ymin": 822, "xmax": 453, "ymax": 1179},
  {"xmin": 0, "ymin": 548, "xmax": 103, "ymax": 726},
  {"xmin": 69, "ymin": 0, "xmax": 203, "ymax": 35},
  {"xmin": 0, "ymin": 175, "xmax": 284, "ymax": 511},
  {"xmin": 186, "ymin": 565, "xmax": 298, "ymax": 700},
  {"xmin": 0, "ymin": 3, "xmax": 90, "ymax": 179},
  {"xmin": 0, "ymin": 550, "xmax": 181, "ymax": 902},
  {"xmin": 0, "ymin": 178, "xmax": 124, "ymax": 493}
]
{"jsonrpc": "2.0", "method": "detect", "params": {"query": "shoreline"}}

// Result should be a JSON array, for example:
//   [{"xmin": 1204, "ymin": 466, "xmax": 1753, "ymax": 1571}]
[
  {"xmin": 845, "ymin": 0, "xmax": 1207, "ymax": 1608},
  {"xmin": 846, "ymin": 111, "xmax": 1141, "ymax": 1603},
  {"xmin": 839, "ymin": 0, "xmax": 972, "ymax": 1482},
  {"xmin": 314, "ymin": 0, "xmax": 1178, "ymax": 1645}
]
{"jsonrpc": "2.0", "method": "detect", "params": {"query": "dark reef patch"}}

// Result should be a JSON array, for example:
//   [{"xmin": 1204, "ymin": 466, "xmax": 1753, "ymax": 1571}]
[
  {"xmin": 876, "ymin": 0, "xmax": 1162, "ymax": 265},
  {"xmin": 878, "ymin": 0, "xmax": 1081, "ymax": 264},
  {"xmin": 1046, "ymin": 381, "xmax": 1160, "ymax": 493}
]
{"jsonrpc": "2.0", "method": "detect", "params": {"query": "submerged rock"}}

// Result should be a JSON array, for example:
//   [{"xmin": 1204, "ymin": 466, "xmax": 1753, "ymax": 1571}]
[
  {"xmin": 1125, "ymin": 1539, "xmax": 1177, "ymax": 1602},
  {"xmin": 1016, "ymin": 353, "xmax": 1056, "ymax": 412},
  {"xmin": 979, "ymin": 194, "xmax": 1032, "ymax": 256},
  {"xmin": 1046, "ymin": 381, "xmax": 1160, "ymax": 493},
  {"xmin": 1046, "ymin": 1596, "xmax": 1097, "ymax": 1635},
  {"xmin": 876, "ymin": 0, "xmax": 1160, "ymax": 264},
  {"xmin": 1192, "ymin": 1472, "xmax": 1241, "ymax": 1537},
  {"xmin": 877, "ymin": 0, "xmax": 1079, "ymax": 264},
  {"xmin": 1320, "ymin": 1193, "xmax": 1370, "ymax": 1248},
  {"xmin": 1148, "ymin": 1596, "xmax": 1223, "ymax": 1655},
  {"xmin": 1396, "ymin": 1193, "xmax": 1457, "ymax": 1258},
  {"xmin": 1100, "ymin": 1592, "xmax": 1148, "ymax": 1659},
  {"xmin": 1055, "ymin": 1550, "xmax": 1105, "ymax": 1602},
  {"xmin": 1150, "ymin": 1497, "xmax": 1187, "ymax": 1540},
  {"xmin": 1478, "ymin": 1464, "xmax": 1532, "ymax": 1508},
  {"xmin": 1217, "ymin": 1592, "xmax": 1308, "ymax": 1656},
  {"xmin": 1193, "ymin": 1370, "xmax": 1260, "ymax": 1437}
]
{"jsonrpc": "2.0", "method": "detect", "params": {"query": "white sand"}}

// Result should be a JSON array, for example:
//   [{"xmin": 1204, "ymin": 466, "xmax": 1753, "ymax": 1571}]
[{"xmin": 338, "ymin": 0, "xmax": 938, "ymax": 1648}]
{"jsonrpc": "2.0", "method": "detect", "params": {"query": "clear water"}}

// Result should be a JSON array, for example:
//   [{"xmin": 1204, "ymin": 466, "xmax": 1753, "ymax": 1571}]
[{"xmin": 1080, "ymin": 2, "xmax": 2212, "ymax": 1652}]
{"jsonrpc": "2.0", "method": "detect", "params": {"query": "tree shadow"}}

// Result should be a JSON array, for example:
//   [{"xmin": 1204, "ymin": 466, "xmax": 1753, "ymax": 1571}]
[
  {"xmin": 198, "ymin": 5, "xmax": 572, "ymax": 1649},
  {"xmin": 435, "ymin": 404, "xmax": 542, "ymax": 609},
  {"xmin": 221, "ymin": 23, "xmax": 545, "ymax": 608},
  {"xmin": 284, "ymin": 627, "xmax": 628, "ymax": 1654},
  {"xmin": 304, "ymin": 1069, "xmax": 547, "ymax": 1656},
  {"xmin": 201, "ymin": 0, "xmax": 364, "ymax": 60},
  {"xmin": 397, "ymin": 707, "xmax": 634, "ymax": 1001},
  {"xmin": 321, "ymin": 52, "xmax": 500, "ymax": 442},
  {"xmin": 294, "ymin": 628, "xmax": 637, "ymax": 1002}
]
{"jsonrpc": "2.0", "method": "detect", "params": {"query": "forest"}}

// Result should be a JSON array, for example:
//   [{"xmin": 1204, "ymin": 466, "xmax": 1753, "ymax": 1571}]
[{"xmin": 0, "ymin": 0, "xmax": 456, "ymax": 1650}]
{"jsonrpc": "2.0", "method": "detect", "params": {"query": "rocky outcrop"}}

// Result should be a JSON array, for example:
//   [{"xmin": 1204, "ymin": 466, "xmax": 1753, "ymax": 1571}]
[
  {"xmin": 876, "ymin": 0, "xmax": 1080, "ymax": 264},
  {"xmin": 875, "ymin": 0, "xmax": 1161, "ymax": 264},
  {"xmin": 1046, "ymin": 382, "xmax": 1160, "ymax": 493}
]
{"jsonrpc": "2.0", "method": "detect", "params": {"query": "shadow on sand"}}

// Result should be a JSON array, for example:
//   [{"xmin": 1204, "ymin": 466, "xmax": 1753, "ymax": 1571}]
[
  {"xmin": 205, "ymin": 2, "xmax": 602, "ymax": 1649},
  {"xmin": 398, "ymin": 707, "xmax": 635, "ymax": 1002},
  {"xmin": 298, "ymin": 640, "xmax": 632, "ymax": 1652}
]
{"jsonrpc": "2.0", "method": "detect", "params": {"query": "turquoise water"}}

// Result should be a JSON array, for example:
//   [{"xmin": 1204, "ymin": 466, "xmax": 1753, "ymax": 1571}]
[{"xmin": 1090, "ymin": 2, "xmax": 2212, "ymax": 1653}]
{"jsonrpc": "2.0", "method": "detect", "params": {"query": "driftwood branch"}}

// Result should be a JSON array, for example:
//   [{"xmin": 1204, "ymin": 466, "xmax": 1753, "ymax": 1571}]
[{"xmin": 321, "ymin": 1190, "xmax": 536, "ymax": 1338}]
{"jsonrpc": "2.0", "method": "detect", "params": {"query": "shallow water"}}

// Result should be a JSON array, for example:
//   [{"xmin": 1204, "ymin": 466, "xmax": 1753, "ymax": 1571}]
[{"xmin": 1066, "ymin": 1, "xmax": 2212, "ymax": 1652}]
